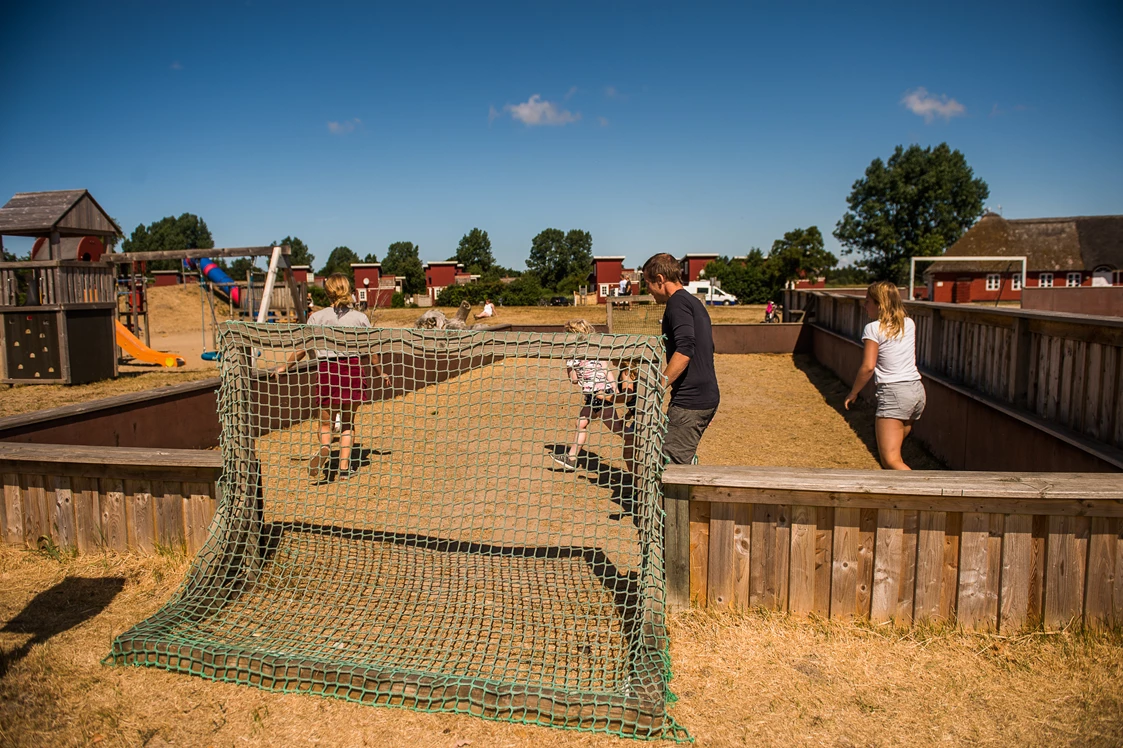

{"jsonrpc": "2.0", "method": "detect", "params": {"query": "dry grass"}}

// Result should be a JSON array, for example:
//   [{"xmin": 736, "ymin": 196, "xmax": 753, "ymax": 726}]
[
  {"xmin": 0, "ymin": 371, "xmax": 217, "ymax": 419},
  {"xmin": 2, "ymin": 546, "xmax": 1120, "ymax": 746}
]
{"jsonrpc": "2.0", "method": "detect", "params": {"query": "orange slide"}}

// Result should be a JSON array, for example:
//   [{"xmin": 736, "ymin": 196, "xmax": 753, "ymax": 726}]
[{"xmin": 114, "ymin": 321, "xmax": 185, "ymax": 368}]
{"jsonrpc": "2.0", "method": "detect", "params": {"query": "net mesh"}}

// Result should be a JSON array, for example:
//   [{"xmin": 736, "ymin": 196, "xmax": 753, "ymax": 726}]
[
  {"xmin": 108, "ymin": 323, "xmax": 689, "ymax": 741},
  {"xmin": 607, "ymin": 299, "xmax": 664, "ymax": 337}
]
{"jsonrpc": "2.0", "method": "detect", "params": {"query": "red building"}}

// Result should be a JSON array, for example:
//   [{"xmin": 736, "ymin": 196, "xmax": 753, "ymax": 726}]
[
  {"xmin": 289, "ymin": 265, "xmax": 314, "ymax": 285},
  {"xmin": 681, "ymin": 253, "xmax": 718, "ymax": 283},
  {"xmin": 350, "ymin": 263, "xmax": 400, "ymax": 308},
  {"xmin": 926, "ymin": 213, "xmax": 1123, "ymax": 303},
  {"xmin": 589, "ymin": 256, "xmax": 640, "ymax": 303},
  {"xmin": 424, "ymin": 261, "xmax": 462, "ymax": 302}
]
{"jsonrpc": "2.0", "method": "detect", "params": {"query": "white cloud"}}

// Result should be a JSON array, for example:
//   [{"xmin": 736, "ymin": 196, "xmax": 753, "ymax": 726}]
[
  {"xmin": 327, "ymin": 118, "xmax": 361, "ymax": 135},
  {"xmin": 170, "ymin": 61, "xmax": 183, "ymax": 71},
  {"xmin": 597, "ymin": 116, "xmax": 609, "ymax": 127},
  {"xmin": 565, "ymin": 86, "xmax": 578, "ymax": 100},
  {"xmin": 488, "ymin": 105, "xmax": 501, "ymax": 124},
  {"xmin": 501, "ymin": 94, "xmax": 580, "ymax": 126},
  {"xmin": 901, "ymin": 87, "xmax": 966, "ymax": 123}
]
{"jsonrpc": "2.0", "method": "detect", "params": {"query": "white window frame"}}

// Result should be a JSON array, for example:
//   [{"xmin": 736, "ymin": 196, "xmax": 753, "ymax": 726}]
[
  {"xmin": 599, "ymin": 284, "xmax": 611, "ymax": 297},
  {"xmin": 1011, "ymin": 273, "xmax": 1022, "ymax": 291},
  {"xmin": 357, "ymin": 289, "xmax": 367, "ymax": 302},
  {"xmin": 985, "ymin": 274, "xmax": 1001, "ymax": 291},
  {"xmin": 1066, "ymin": 272, "xmax": 1081, "ymax": 287},
  {"xmin": 1038, "ymin": 272, "xmax": 1053, "ymax": 288}
]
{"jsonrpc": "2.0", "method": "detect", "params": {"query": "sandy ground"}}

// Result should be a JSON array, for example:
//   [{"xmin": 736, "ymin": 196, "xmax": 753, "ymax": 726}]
[{"xmin": 2, "ymin": 547, "xmax": 1120, "ymax": 747}]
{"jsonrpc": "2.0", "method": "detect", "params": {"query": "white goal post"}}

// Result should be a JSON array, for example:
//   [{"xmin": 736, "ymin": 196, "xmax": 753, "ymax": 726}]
[{"xmin": 909, "ymin": 255, "xmax": 1028, "ymax": 301}]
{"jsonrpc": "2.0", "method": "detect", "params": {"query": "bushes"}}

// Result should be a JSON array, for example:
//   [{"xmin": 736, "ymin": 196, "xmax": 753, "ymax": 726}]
[
  {"xmin": 308, "ymin": 285, "xmax": 329, "ymax": 308},
  {"xmin": 434, "ymin": 275, "xmax": 545, "ymax": 307},
  {"xmin": 390, "ymin": 292, "xmax": 405, "ymax": 308}
]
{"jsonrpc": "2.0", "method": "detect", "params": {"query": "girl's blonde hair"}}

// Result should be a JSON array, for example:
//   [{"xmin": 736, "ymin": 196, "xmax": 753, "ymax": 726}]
[
  {"xmin": 324, "ymin": 273, "xmax": 354, "ymax": 308},
  {"xmin": 867, "ymin": 280, "xmax": 907, "ymax": 339},
  {"xmin": 564, "ymin": 319, "xmax": 595, "ymax": 335}
]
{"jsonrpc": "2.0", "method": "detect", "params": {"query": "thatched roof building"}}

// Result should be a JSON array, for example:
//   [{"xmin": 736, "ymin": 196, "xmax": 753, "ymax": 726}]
[{"xmin": 928, "ymin": 212, "xmax": 1123, "ymax": 274}]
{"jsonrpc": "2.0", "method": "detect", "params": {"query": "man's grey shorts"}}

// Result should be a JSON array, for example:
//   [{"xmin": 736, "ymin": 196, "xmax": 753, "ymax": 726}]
[
  {"xmin": 664, "ymin": 405, "xmax": 718, "ymax": 464},
  {"xmin": 875, "ymin": 380, "xmax": 926, "ymax": 422}
]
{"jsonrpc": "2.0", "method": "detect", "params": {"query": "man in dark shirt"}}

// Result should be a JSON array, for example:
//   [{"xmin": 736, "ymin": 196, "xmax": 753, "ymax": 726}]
[{"xmin": 642, "ymin": 253, "xmax": 720, "ymax": 464}]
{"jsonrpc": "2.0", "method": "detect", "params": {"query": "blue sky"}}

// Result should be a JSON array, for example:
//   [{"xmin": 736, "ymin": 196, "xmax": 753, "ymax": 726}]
[{"xmin": 2, "ymin": 1, "xmax": 1121, "ymax": 270}]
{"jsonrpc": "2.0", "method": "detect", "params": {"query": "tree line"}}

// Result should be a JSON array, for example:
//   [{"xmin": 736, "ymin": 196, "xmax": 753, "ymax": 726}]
[{"xmin": 115, "ymin": 141, "xmax": 988, "ymax": 305}]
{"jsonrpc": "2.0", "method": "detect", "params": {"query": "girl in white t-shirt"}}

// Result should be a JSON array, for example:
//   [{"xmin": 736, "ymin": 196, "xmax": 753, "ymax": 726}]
[{"xmin": 844, "ymin": 281, "xmax": 926, "ymax": 470}]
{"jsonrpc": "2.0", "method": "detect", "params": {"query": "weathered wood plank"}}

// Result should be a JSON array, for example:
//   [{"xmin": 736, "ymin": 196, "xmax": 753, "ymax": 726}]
[
  {"xmin": 749, "ymin": 504, "xmax": 777, "ymax": 609},
  {"xmin": 1071, "ymin": 341, "xmax": 1088, "ymax": 433},
  {"xmin": 1101, "ymin": 346, "xmax": 1118, "ymax": 447},
  {"xmin": 788, "ymin": 505, "xmax": 816, "ymax": 616},
  {"xmin": 897, "ymin": 510, "xmax": 919, "ymax": 625},
  {"xmin": 124, "ymin": 479, "xmax": 155, "ymax": 554},
  {"xmin": 958, "ymin": 512, "xmax": 991, "ymax": 630},
  {"xmin": 1058, "ymin": 339, "xmax": 1074, "ymax": 427},
  {"xmin": 813, "ymin": 507, "xmax": 833, "ymax": 617},
  {"xmin": 153, "ymin": 481, "xmax": 187, "ymax": 553},
  {"xmin": 1028, "ymin": 515, "xmax": 1048, "ymax": 628},
  {"xmin": 775, "ymin": 505, "xmax": 791, "ymax": 612},
  {"xmin": 707, "ymin": 502, "xmax": 735, "ymax": 609},
  {"xmin": 1047, "ymin": 336, "xmax": 1062, "ymax": 421},
  {"xmin": 99, "ymin": 478, "xmax": 127, "ymax": 553},
  {"xmin": 183, "ymin": 481, "xmax": 215, "ymax": 556},
  {"xmin": 999, "ymin": 514, "xmax": 1033, "ymax": 633},
  {"xmin": 1115, "ymin": 518, "xmax": 1123, "ymax": 627},
  {"xmin": 689, "ymin": 500, "xmax": 710, "ymax": 607},
  {"xmin": 856, "ymin": 508, "xmax": 877, "ymax": 619},
  {"xmin": 830, "ymin": 507, "xmax": 859, "ymax": 620},
  {"xmin": 22, "ymin": 474, "xmax": 48, "ymax": 547},
  {"xmin": 663, "ymin": 483, "xmax": 691, "ymax": 611},
  {"xmin": 1044, "ymin": 515, "xmax": 1090, "ymax": 629},
  {"xmin": 914, "ymin": 511, "xmax": 946, "ymax": 623},
  {"xmin": 47, "ymin": 475, "xmax": 76, "ymax": 550},
  {"xmin": 732, "ymin": 504, "xmax": 752, "ymax": 610},
  {"xmin": 1085, "ymin": 343, "xmax": 1104, "ymax": 440},
  {"xmin": 2, "ymin": 473, "xmax": 22, "ymax": 546},
  {"xmin": 71, "ymin": 476, "xmax": 101, "ymax": 554},
  {"xmin": 870, "ymin": 509, "xmax": 904, "ymax": 623},
  {"xmin": 1084, "ymin": 517, "xmax": 1117, "ymax": 630},
  {"xmin": 984, "ymin": 514, "xmax": 1004, "ymax": 629}
]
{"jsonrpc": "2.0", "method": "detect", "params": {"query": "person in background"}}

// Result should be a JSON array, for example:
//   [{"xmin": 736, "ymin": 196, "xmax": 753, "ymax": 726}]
[
  {"xmin": 844, "ymin": 280, "xmax": 926, "ymax": 470},
  {"xmin": 641, "ymin": 253, "xmax": 720, "ymax": 464},
  {"xmin": 474, "ymin": 298, "xmax": 495, "ymax": 319}
]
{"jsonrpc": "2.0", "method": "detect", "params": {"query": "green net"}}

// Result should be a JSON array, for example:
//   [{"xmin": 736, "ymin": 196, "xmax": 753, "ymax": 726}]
[
  {"xmin": 607, "ymin": 298, "xmax": 664, "ymax": 337},
  {"xmin": 107, "ymin": 323, "xmax": 689, "ymax": 741}
]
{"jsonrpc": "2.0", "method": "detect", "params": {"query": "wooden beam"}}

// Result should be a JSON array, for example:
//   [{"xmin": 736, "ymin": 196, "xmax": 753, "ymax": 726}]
[
  {"xmin": 0, "ymin": 442, "xmax": 222, "ymax": 469},
  {"xmin": 103, "ymin": 246, "xmax": 290, "ymax": 263}
]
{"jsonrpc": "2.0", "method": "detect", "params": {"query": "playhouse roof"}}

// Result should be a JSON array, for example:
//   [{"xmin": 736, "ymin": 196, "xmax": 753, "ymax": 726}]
[
  {"xmin": 0, "ymin": 190, "xmax": 122, "ymax": 238},
  {"xmin": 928, "ymin": 212, "xmax": 1123, "ymax": 274}
]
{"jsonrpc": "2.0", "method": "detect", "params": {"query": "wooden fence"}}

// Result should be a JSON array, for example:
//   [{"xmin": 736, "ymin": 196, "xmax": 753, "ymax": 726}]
[
  {"xmin": 791, "ymin": 291, "xmax": 1123, "ymax": 451},
  {"xmin": 664, "ymin": 465, "xmax": 1123, "ymax": 631},
  {"xmin": 0, "ymin": 260, "xmax": 115, "ymax": 306},
  {"xmin": 0, "ymin": 443, "xmax": 221, "ymax": 555}
]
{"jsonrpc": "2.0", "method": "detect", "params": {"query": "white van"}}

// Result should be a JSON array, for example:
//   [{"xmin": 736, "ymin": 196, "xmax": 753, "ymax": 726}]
[{"xmin": 685, "ymin": 281, "xmax": 738, "ymax": 305}]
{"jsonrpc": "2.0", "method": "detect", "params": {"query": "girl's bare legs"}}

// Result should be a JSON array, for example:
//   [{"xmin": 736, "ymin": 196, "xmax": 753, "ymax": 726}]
[
  {"xmin": 338, "ymin": 406, "xmax": 356, "ymax": 472},
  {"xmin": 567, "ymin": 409, "xmax": 593, "ymax": 458},
  {"xmin": 312, "ymin": 409, "xmax": 333, "ymax": 477},
  {"xmin": 875, "ymin": 417, "xmax": 912, "ymax": 470}
]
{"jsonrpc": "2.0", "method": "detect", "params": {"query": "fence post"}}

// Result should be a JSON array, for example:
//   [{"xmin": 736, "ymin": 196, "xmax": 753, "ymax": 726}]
[
  {"xmin": 663, "ymin": 482, "xmax": 691, "ymax": 611},
  {"xmin": 1009, "ymin": 315, "xmax": 1032, "ymax": 406}
]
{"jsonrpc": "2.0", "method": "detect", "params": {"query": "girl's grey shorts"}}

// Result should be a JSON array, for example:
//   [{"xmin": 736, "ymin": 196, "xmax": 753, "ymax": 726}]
[{"xmin": 875, "ymin": 380, "xmax": 926, "ymax": 421}]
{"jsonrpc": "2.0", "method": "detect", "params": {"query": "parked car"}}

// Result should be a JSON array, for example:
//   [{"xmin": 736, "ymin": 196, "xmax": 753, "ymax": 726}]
[
  {"xmin": 549, "ymin": 296, "xmax": 571, "ymax": 306},
  {"xmin": 684, "ymin": 281, "xmax": 738, "ymax": 305}
]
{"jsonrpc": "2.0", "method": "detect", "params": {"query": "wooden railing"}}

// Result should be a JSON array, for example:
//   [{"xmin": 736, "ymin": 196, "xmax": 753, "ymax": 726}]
[
  {"xmin": 795, "ymin": 291, "xmax": 1123, "ymax": 451},
  {"xmin": 663, "ymin": 465, "xmax": 1123, "ymax": 631},
  {"xmin": 0, "ymin": 260, "xmax": 116, "ymax": 307},
  {"xmin": 1, "ymin": 443, "xmax": 221, "ymax": 555}
]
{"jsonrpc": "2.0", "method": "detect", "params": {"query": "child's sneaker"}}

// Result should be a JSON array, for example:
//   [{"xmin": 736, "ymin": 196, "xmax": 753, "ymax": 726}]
[
  {"xmin": 309, "ymin": 446, "xmax": 330, "ymax": 479},
  {"xmin": 552, "ymin": 454, "xmax": 578, "ymax": 471}
]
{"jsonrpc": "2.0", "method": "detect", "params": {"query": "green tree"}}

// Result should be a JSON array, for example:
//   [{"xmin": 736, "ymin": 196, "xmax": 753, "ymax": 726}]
[
  {"xmin": 834, "ymin": 143, "xmax": 989, "ymax": 283},
  {"xmin": 320, "ymin": 246, "xmax": 360, "ymax": 278},
  {"xmin": 382, "ymin": 241, "xmax": 426, "ymax": 295},
  {"xmin": 229, "ymin": 257, "xmax": 259, "ymax": 282},
  {"xmin": 526, "ymin": 228, "xmax": 593, "ymax": 291},
  {"xmin": 122, "ymin": 213, "xmax": 214, "ymax": 271},
  {"xmin": 703, "ymin": 251, "xmax": 772, "ymax": 304},
  {"xmin": 362, "ymin": 252, "xmax": 378, "ymax": 263},
  {"xmin": 768, "ymin": 226, "xmax": 837, "ymax": 288},
  {"xmin": 451, "ymin": 228, "xmax": 495, "ymax": 274},
  {"xmin": 272, "ymin": 236, "xmax": 314, "ymax": 268}
]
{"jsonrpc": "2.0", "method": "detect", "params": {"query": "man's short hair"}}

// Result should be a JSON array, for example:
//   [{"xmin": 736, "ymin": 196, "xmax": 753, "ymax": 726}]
[{"xmin": 642, "ymin": 253, "xmax": 683, "ymax": 284}]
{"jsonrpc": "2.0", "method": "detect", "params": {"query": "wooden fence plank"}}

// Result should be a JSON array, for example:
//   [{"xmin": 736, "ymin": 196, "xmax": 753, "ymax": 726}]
[
  {"xmin": 154, "ymin": 481, "xmax": 187, "ymax": 553},
  {"xmin": 71, "ymin": 476, "xmax": 101, "ymax": 554},
  {"xmin": 732, "ymin": 504, "xmax": 752, "ymax": 609},
  {"xmin": 1047, "ymin": 337, "xmax": 1062, "ymax": 421},
  {"xmin": 1028, "ymin": 515, "xmax": 1048, "ymax": 628},
  {"xmin": 1084, "ymin": 517, "xmax": 1117, "ymax": 630},
  {"xmin": 999, "ymin": 514, "xmax": 1033, "ymax": 633},
  {"xmin": 124, "ymin": 479, "xmax": 155, "ymax": 554},
  {"xmin": 750, "ymin": 504, "xmax": 777, "ymax": 609},
  {"xmin": 21, "ymin": 474, "xmax": 48, "ymax": 547},
  {"xmin": 870, "ymin": 509, "xmax": 903, "ymax": 623},
  {"xmin": 100, "ymin": 478, "xmax": 127, "ymax": 552},
  {"xmin": 1102, "ymin": 346, "xmax": 1118, "ymax": 447},
  {"xmin": 1085, "ymin": 344, "xmax": 1103, "ymax": 440},
  {"xmin": 984, "ymin": 514, "xmax": 1004, "ymax": 628},
  {"xmin": 958, "ymin": 512, "xmax": 991, "ymax": 630},
  {"xmin": 914, "ymin": 511, "xmax": 946, "ymax": 623},
  {"xmin": 1070, "ymin": 341, "xmax": 1087, "ymax": 432},
  {"xmin": 689, "ymin": 500, "xmax": 710, "ymax": 607},
  {"xmin": 47, "ymin": 475, "xmax": 76, "ymax": 550},
  {"xmin": 897, "ymin": 510, "xmax": 919, "ymax": 625},
  {"xmin": 830, "ymin": 507, "xmax": 859, "ymax": 620},
  {"xmin": 813, "ymin": 507, "xmax": 833, "ymax": 617},
  {"xmin": 663, "ymin": 484, "xmax": 691, "ymax": 610},
  {"xmin": 2, "ymin": 473, "xmax": 22, "ymax": 546},
  {"xmin": 856, "ymin": 508, "xmax": 877, "ymax": 619},
  {"xmin": 789, "ymin": 505, "xmax": 816, "ymax": 615},
  {"xmin": 776, "ymin": 506, "xmax": 791, "ymax": 611},
  {"xmin": 1115, "ymin": 519, "xmax": 1123, "ymax": 627},
  {"xmin": 183, "ymin": 481, "xmax": 214, "ymax": 555},
  {"xmin": 708, "ymin": 502, "xmax": 735, "ymax": 609},
  {"xmin": 1044, "ymin": 515, "xmax": 1090, "ymax": 629}
]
